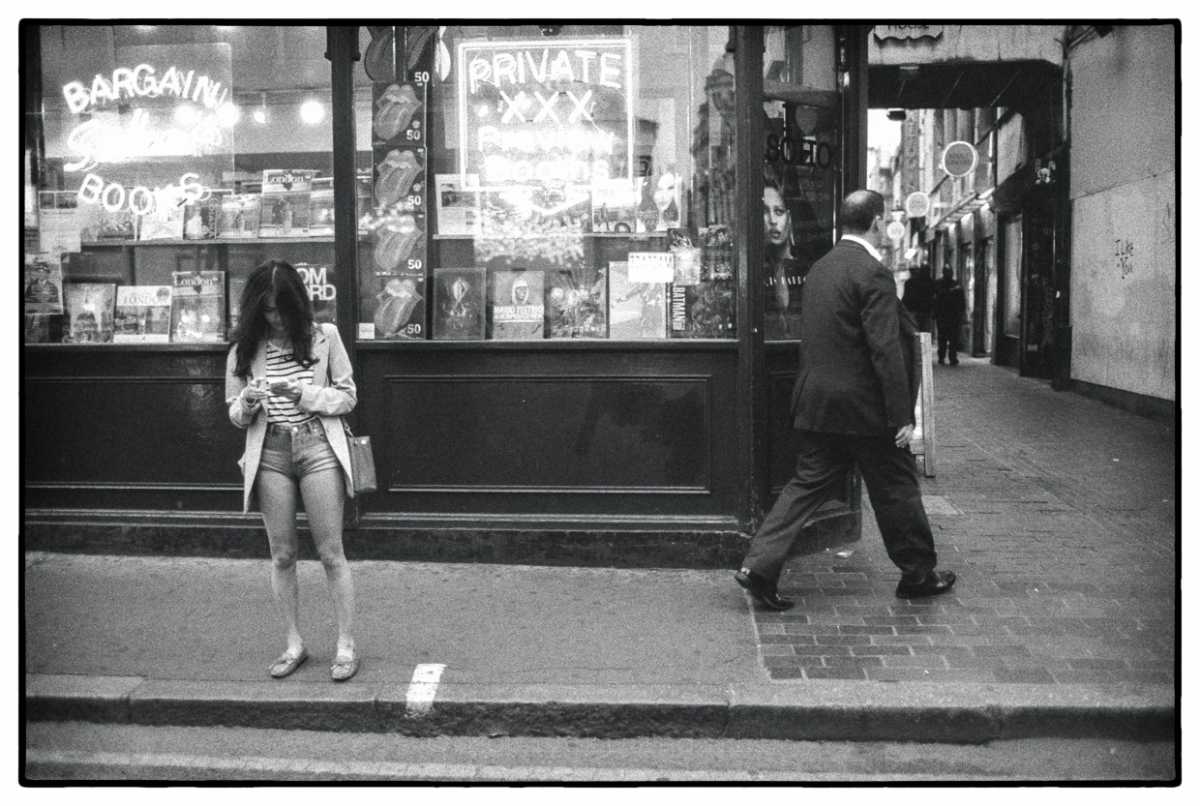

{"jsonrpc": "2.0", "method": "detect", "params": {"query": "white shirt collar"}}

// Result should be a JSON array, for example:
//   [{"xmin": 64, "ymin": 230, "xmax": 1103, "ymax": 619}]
[{"xmin": 840, "ymin": 234, "xmax": 883, "ymax": 262}]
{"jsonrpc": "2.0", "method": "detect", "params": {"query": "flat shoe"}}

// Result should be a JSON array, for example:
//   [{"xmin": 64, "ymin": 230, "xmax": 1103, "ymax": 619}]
[
  {"xmin": 331, "ymin": 652, "xmax": 359, "ymax": 682},
  {"xmin": 895, "ymin": 570, "xmax": 957, "ymax": 599},
  {"xmin": 269, "ymin": 648, "xmax": 309, "ymax": 678}
]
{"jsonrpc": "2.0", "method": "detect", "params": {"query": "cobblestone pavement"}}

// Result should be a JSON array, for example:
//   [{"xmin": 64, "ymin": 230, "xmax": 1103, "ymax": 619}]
[{"xmin": 754, "ymin": 358, "xmax": 1177, "ymax": 684}]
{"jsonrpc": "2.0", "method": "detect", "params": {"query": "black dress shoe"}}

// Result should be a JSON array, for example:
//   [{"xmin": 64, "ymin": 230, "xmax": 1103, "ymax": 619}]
[
  {"xmin": 735, "ymin": 568, "xmax": 795, "ymax": 611},
  {"xmin": 895, "ymin": 570, "xmax": 957, "ymax": 599}
]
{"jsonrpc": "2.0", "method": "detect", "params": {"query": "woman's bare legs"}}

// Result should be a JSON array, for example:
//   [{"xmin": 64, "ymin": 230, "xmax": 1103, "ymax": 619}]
[
  {"xmin": 257, "ymin": 469, "xmax": 304, "ymax": 657},
  {"xmin": 301, "ymin": 468, "xmax": 355, "ymax": 657}
]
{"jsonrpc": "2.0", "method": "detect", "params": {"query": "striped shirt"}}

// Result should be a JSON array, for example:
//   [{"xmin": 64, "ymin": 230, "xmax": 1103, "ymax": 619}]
[{"xmin": 265, "ymin": 341, "xmax": 315, "ymax": 425}]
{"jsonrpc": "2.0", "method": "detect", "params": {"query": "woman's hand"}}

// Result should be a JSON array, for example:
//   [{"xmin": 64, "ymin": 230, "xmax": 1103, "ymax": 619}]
[
  {"xmin": 269, "ymin": 378, "xmax": 304, "ymax": 402},
  {"xmin": 241, "ymin": 378, "xmax": 270, "ymax": 407}
]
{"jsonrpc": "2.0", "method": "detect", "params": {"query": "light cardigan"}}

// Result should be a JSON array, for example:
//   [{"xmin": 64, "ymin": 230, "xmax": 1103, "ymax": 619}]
[{"xmin": 225, "ymin": 322, "xmax": 358, "ymax": 513}]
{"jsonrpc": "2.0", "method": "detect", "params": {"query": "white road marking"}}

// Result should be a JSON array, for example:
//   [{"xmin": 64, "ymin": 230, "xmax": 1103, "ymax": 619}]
[{"xmin": 405, "ymin": 663, "xmax": 447, "ymax": 717}]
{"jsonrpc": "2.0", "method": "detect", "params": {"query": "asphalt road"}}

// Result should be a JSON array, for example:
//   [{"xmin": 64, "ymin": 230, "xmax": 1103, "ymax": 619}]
[{"xmin": 24, "ymin": 721, "xmax": 1176, "ymax": 782}]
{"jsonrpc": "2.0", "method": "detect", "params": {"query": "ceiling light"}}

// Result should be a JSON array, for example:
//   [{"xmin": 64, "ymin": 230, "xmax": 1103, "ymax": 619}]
[{"xmin": 299, "ymin": 99, "xmax": 326, "ymax": 125}]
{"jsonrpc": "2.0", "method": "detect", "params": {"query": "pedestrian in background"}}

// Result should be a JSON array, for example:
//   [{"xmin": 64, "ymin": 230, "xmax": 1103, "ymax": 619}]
[
  {"xmin": 933, "ymin": 267, "xmax": 967, "ymax": 365},
  {"xmin": 226, "ymin": 259, "xmax": 361, "ymax": 682},
  {"xmin": 736, "ymin": 190, "xmax": 955, "ymax": 610},
  {"xmin": 902, "ymin": 263, "xmax": 935, "ymax": 333}
]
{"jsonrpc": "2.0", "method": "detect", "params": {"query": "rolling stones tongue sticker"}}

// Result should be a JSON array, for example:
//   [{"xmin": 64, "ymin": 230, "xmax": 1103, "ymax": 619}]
[
  {"xmin": 375, "ymin": 148, "xmax": 425, "ymax": 208},
  {"xmin": 373, "ymin": 82, "xmax": 425, "ymax": 145},
  {"xmin": 373, "ymin": 211, "xmax": 426, "ymax": 272}
]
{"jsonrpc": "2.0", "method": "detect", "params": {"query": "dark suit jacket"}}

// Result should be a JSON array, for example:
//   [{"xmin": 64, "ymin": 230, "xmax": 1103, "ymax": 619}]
[{"xmin": 790, "ymin": 239, "xmax": 919, "ymax": 435}]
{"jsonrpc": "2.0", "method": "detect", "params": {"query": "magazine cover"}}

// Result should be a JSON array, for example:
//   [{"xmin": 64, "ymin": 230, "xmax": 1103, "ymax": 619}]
[
  {"xmin": 590, "ymin": 180, "xmax": 639, "ymax": 234},
  {"xmin": 24, "ymin": 253, "xmax": 64, "ymax": 315},
  {"xmin": 114, "ymin": 285, "xmax": 173, "ymax": 343},
  {"xmin": 371, "ymin": 275, "xmax": 426, "ymax": 340},
  {"xmin": 259, "ymin": 170, "xmax": 316, "ymax": 236},
  {"xmin": 669, "ymin": 279, "xmax": 735, "ymax": 339},
  {"xmin": 491, "ymin": 270, "xmax": 545, "ymax": 340},
  {"xmin": 79, "ymin": 204, "xmax": 135, "ymax": 241},
  {"xmin": 548, "ymin": 268, "xmax": 607, "ymax": 339},
  {"xmin": 673, "ymin": 246, "xmax": 703, "ymax": 286},
  {"xmin": 138, "ymin": 197, "xmax": 186, "ymax": 241},
  {"xmin": 24, "ymin": 313, "xmax": 63, "ymax": 344},
  {"xmin": 308, "ymin": 188, "xmax": 336, "ymax": 237},
  {"xmin": 432, "ymin": 268, "xmax": 485, "ymax": 340},
  {"xmin": 434, "ymin": 173, "xmax": 480, "ymax": 236},
  {"xmin": 608, "ymin": 261, "xmax": 666, "ymax": 340},
  {"xmin": 63, "ymin": 283, "xmax": 116, "ymax": 343},
  {"xmin": 217, "ymin": 194, "xmax": 261, "ymax": 239},
  {"xmin": 183, "ymin": 195, "xmax": 221, "ymax": 240},
  {"xmin": 170, "ymin": 271, "xmax": 226, "ymax": 343}
]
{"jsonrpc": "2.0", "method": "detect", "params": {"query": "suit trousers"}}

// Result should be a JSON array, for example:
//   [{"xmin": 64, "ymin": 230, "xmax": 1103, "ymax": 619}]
[{"xmin": 742, "ymin": 430, "xmax": 938, "ymax": 584}]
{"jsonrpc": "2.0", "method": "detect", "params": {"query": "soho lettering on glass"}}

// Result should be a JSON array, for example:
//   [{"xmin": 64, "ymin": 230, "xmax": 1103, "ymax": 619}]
[{"xmin": 457, "ymin": 39, "xmax": 634, "ymax": 189}]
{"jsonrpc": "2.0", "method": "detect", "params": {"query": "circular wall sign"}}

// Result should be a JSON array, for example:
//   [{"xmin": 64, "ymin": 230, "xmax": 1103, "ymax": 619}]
[
  {"xmin": 904, "ymin": 191, "xmax": 930, "ymax": 219},
  {"xmin": 886, "ymin": 221, "xmax": 907, "ymax": 241},
  {"xmin": 942, "ymin": 141, "xmax": 978, "ymax": 177}
]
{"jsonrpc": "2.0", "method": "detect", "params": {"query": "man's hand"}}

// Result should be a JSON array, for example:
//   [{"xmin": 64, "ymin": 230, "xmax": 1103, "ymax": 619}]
[{"xmin": 894, "ymin": 424, "xmax": 915, "ymax": 449}]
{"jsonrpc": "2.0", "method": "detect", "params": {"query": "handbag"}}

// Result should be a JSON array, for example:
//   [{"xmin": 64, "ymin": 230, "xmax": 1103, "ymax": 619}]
[{"xmin": 343, "ymin": 421, "xmax": 377, "ymax": 495}]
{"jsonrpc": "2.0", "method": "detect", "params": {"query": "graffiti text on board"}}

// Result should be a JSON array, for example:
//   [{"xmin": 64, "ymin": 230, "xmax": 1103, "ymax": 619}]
[{"xmin": 1115, "ymin": 239, "xmax": 1135, "ymax": 278}]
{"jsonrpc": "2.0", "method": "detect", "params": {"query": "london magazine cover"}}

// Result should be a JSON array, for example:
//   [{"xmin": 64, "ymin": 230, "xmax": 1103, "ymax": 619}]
[
  {"xmin": 491, "ymin": 270, "xmax": 545, "ymax": 339},
  {"xmin": 259, "ymin": 170, "xmax": 316, "ymax": 237},
  {"xmin": 170, "ymin": 271, "xmax": 225, "ymax": 343},
  {"xmin": 113, "ymin": 285, "xmax": 173, "ymax": 343},
  {"xmin": 432, "ymin": 268, "xmax": 485, "ymax": 340},
  {"xmin": 63, "ymin": 283, "xmax": 116, "ymax": 344}
]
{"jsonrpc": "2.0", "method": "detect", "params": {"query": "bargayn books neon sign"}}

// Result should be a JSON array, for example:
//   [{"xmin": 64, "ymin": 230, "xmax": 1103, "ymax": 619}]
[
  {"xmin": 457, "ymin": 38, "xmax": 633, "ymax": 189},
  {"xmin": 62, "ymin": 62, "xmax": 232, "ymax": 216}
]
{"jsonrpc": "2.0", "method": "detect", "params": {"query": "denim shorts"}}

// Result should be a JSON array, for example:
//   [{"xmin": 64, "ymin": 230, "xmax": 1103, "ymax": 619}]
[{"xmin": 258, "ymin": 419, "xmax": 341, "ymax": 481}]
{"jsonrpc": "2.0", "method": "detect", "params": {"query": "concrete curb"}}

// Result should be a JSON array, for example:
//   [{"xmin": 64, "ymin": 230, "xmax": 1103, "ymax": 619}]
[{"xmin": 25, "ymin": 674, "xmax": 1175, "ymax": 744}]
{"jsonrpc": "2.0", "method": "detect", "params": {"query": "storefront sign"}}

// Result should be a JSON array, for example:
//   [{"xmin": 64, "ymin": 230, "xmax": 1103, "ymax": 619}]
[
  {"xmin": 457, "ymin": 38, "xmax": 633, "ymax": 189},
  {"xmin": 905, "ymin": 191, "xmax": 931, "ymax": 218},
  {"xmin": 941, "ymin": 141, "xmax": 978, "ymax": 177},
  {"xmin": 873, "ymin": 25, "xmax": 944, "ymax": 42},
  {"xmin": 59, "ymin": 45, "xmax": 233, "ymax": 217},
  {"xmin": 887, "ymin": 220, "xmax": 907, "ymax": 241}
]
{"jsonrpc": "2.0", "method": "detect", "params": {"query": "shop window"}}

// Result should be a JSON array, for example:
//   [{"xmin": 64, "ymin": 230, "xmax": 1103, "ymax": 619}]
[
  {"xmin": 353, "ymin": 25, "xmax": 739, "ymax": 343},
  {"xmin": 762, "ymin": 24, "xmax": 839, "ymax": 341},
  {"xmin": 25, "ymin": 25, "xmax": 337, "ymax": 344}
]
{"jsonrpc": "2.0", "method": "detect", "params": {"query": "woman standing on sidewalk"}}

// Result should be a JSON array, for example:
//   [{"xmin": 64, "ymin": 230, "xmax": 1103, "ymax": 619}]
[{"xmin": 225, "ymin": 259, "xmax": 360, "ymax": 682}]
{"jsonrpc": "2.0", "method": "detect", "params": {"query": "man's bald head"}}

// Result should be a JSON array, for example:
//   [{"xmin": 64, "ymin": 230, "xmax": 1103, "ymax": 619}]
[{"xmin": 840, "ymin": 190, "xmax": 885, "ymax": 235}]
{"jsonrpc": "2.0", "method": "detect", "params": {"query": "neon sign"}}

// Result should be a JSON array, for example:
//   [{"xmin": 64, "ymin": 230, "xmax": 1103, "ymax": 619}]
[
  {"xmin": 62, "ymin": 57, "xmax": 232, "ymax": 216},
  {"xmin": 458, "ymin": 38, "xmax": 633, "ymax": 190}
]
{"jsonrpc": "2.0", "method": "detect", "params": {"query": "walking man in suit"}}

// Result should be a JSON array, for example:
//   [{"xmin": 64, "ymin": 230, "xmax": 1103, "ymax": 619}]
[{"xmin": 736, "ymin": 190, "xmax": 955, "ymax": 610}]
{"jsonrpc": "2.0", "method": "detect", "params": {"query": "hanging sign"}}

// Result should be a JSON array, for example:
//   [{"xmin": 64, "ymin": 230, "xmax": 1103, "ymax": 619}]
[
  {"xmin": 887, "ymin": 220, "xmax": 907, "ymax": 241},
  {"xmin": 873, "ymin": 25, "xmax": 944, "ymax": 42},
  {"xmin": 941, "ymin": 141, "xmax": 978, "ymax": 177},
  {"xmin": 905, "ymin": 191, "xmax": 930, "ymax": 219},
  {"xmin": 457, "ymin": 38, "xmax": 634, "ymax": 189}
]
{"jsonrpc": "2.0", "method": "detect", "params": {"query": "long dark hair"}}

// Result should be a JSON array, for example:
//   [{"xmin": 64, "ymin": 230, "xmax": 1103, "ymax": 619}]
[{"xmin": 230, "ymin": 259, "xmax": 316, "ymax": 379}]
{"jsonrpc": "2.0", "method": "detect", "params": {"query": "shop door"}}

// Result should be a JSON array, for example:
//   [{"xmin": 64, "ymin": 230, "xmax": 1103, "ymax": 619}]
[
  {"xmin": 1020, "ymin": 198, "xmax": 1056, "ymax": 377},
  {"xmin": 995, "ymin": 214, "xmax": 1022, "ymax": 368},
  {"xmin": 973, "ymin": 239, "xmax": 994, "ymax": 356}
]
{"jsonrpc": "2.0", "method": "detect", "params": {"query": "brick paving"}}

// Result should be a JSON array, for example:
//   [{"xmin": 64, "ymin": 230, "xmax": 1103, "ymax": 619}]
[{"xmin": 753, "ymin": 358, "xmax": 1176, "ymax": 684}]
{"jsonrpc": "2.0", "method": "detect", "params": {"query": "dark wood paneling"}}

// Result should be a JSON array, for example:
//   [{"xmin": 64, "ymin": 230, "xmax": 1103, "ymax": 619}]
[{"xmin": 355, "ymin": 348, "xmax": 739, "ymax": 517}]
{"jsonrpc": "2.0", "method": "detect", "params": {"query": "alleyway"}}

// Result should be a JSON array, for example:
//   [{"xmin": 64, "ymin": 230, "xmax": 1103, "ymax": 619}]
[{"xmin": 25, "ymin": 359, "xmax": 1177, "ymax": 770}]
